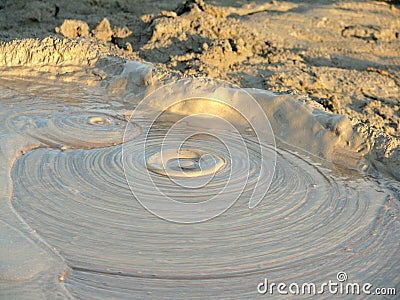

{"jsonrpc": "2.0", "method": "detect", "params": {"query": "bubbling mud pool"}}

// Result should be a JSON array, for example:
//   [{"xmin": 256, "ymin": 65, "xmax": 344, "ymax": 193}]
[{"xmin": 0, "ymin": 68, "xmax": 399, "ymax": 299}]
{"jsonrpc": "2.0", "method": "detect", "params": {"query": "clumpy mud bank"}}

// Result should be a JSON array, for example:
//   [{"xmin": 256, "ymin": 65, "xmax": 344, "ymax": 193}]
[{"xmin": 0, "ymin": 0, "xmax": 399, "ymax": 299}]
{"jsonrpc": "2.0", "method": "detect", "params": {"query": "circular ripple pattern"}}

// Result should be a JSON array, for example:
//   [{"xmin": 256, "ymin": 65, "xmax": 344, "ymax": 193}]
[
  {"xmin": 11, "ymin": 129, "xmax": 400, "ymax": 299},
  {"xmin": 147, "ymin": 148, "xmax": 225, "ymax": 178},
  {"xmin": 9, "ymin": 111, "xmax": 141, "ymax": 149},
  {"xmin": 123, "ymin": 127, "xmax": 274, "ymax": 217},
  {"xmin": 123, "ymin": 78, "xmax": 277, "ymax": 222}
]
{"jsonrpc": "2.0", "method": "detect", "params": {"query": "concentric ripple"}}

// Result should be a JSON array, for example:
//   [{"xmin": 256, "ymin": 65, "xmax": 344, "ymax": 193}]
[
  {"xmin": 147, "ymin": 148, "xmax": 225, "ymax": 178},
  {"xmin": 11, "ymin": 127, "xmax": 400, "ymax": 299},
  {"xmin": 9, "ymin": 111, "xmax": 141, "ymax": 149},
  {"xmin": 2, "ymin": 75, "xmax": 399, "ymax": 299}
]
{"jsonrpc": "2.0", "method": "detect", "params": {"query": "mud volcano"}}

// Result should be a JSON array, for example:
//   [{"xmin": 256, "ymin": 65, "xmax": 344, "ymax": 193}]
[{"xmin": 0, "ymin": 63, "xmax": 399, "ymax": 299}]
